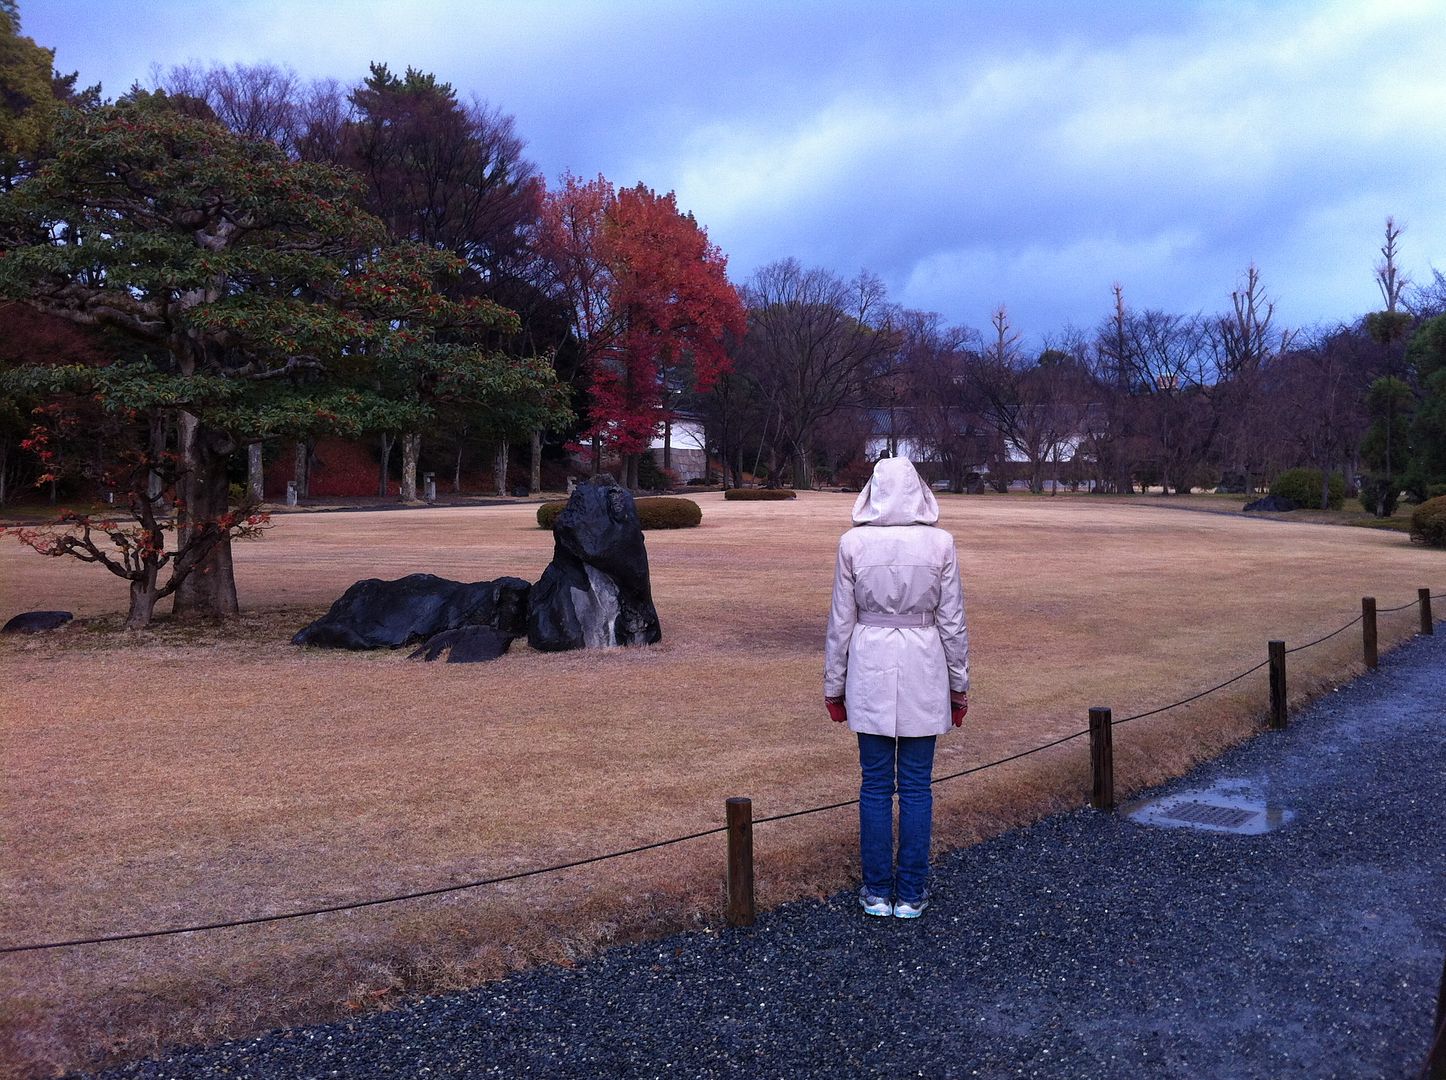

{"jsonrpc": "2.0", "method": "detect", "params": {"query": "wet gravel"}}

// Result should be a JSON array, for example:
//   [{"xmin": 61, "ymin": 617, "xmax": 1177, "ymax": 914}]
[{"xmin": 91, "ymin": 630, "xmax": 1446, "ymax": 1079}]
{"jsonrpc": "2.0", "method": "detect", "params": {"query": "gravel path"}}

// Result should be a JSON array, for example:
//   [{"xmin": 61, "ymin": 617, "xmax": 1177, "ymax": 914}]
[{"xmin": 93, "ymin": 631, "xmax": 1446, "ymax": 1079}]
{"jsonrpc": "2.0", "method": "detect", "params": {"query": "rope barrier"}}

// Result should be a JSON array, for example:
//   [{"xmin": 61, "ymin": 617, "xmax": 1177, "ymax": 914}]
[
  {"xmin": 0, "ymin": 825, "xmax": 727, "ymax": 956},
  {"xmin": 1286, "ymin": 614, "xmax": 1363, "ymax": 654},
  {"xmin": 3, "ymin": 587, "xmax": 1437, "ymax": 956},
  {"xmin": 1110, "ymin": 659, "xmax": 1272, "ymax": 726}
]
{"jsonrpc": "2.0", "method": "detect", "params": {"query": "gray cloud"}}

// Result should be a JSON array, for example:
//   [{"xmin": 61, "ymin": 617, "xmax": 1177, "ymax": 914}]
[{"xmin": 24, "ymin": 0, "xmax": 1446, "ymax": 342}]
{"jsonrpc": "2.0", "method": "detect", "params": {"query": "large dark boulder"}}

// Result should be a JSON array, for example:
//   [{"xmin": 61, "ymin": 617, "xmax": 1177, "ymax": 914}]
[
  {"xmin": 294, "ymin": 574, "xmax": 530, "ymax": 650},
  {"xmin": 528, "ymin": 476, "xmax": 662, "ymax": 652},
  {"xmin": 2, "ymin": 610, "xmax": 73, "ymax": 634},
  {"xmin": 1243, "ymin": 495, "xmax": 1297, "ymax": 513}
]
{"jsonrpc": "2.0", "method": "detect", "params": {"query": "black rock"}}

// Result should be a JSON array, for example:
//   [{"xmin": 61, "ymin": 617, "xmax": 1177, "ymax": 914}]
[
  {"xmin": 1244, "ymin": 495, "xmax": 1297, "ymax": 512},
  {"xmin": 408, "ymin": 625, "xmax": 517, "ymax": 663},
  {"xmin": 1, "ymin": 610, "xmax": 73, "ymax": 634},
  {"xmin": 527, "ymin": 476, "xmax": 662, "ymax": 652},
  {"xmin": 293, "ymin": 574, "xmax": 531, "ymax": 650},
  {"xmin": 511, "ymin": 483, "xmax": 531, "ymax": 498}
]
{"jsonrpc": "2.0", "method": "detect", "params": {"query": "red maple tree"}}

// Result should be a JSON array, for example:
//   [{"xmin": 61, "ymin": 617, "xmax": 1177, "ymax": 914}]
[{"xmin": 542, "ymin": 175, "xmax": 744, "ymax": 486}]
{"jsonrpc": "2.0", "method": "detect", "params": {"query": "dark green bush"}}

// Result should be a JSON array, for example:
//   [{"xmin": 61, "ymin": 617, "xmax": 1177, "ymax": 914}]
[
  {"xmin": 1409, "ymin": 495, "xmax": 1446, "ymax": 547},
  {"xmin": 1357, "ymin": 473, "xmax": 1401, "ymax": 518},
  {"xmin": 1270, "ymin": 468, "xmax": 1344, "ymax": 510},
  {"xmin": 537, "ymin": 496, "xmax": 701, "ymax": 530},
  {"xmin": 723, "ymin": 488, "xmax": 797, "ymax": 501}
]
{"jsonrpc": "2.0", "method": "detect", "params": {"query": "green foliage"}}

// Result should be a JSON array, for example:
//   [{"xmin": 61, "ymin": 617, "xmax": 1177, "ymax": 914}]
[
  {"xmin": 1407, "ymin": 316, "xmax": 1446, "ymax": 490},
  {"xmin": 1408, "ymin": 495, "xmax": 1446, "ymax": 548},
  {"xmin": 537, "ymin": 495, "xmax": 701, "ymax": 530},
  {"xmin": 724, "ymin": 487, "xmax": 797, "ymax": 501},
  {"xmin": 0, "ymin": 6, "xmax": 59, "ymax": 168},
  {"xmin": 1269, "ymin": 468, "xmax": 1344, "ymax": 510},
  {"xmin": 1357, "ymin": 474, "xmax": 1402, "ymax": 519},
  {"xmin": 1364, "ymin": 310, "xmax": 1413, "ymax": 347}
]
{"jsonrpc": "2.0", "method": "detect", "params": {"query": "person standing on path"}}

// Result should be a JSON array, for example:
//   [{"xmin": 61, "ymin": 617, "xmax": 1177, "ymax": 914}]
[{"xmin": 824, "ymin": 456, "xmax": 970, "ymax": 919}]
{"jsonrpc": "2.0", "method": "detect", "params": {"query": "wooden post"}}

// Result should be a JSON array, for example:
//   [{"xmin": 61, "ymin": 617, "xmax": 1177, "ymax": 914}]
[
  {"xmin": 1362, "ymin": 596, "xmax": 1378, "ymax": 671},
  {"xmin": 1268, "ymin": 640, "xmax": 1287, "ymax": 730},
  {"xmin": 725, "ymin": 797, "xmax": 755, "ymax": 928},
  {"xmin": 1421, "ymin": 588, "xmax": 1435, "ymax": 636},
  {"xmin": 1088, "ymin": 707, "xmax": 1114, "ymax": 811}
]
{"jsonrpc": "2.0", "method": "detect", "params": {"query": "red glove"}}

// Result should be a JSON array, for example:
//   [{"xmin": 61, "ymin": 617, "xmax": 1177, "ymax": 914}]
[
  {"xmin": 826, "ymin": 698, "xmax": 847, "ymax": 724},
  {"xmin": 950, "ymin": 692, "xmax": 969, "ymax": 727}
]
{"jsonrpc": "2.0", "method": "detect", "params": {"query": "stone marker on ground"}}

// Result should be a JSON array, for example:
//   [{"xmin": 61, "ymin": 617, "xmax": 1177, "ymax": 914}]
[{"xmin": 1, "ymin": 610, "xmax": 73, "ymax": 634}]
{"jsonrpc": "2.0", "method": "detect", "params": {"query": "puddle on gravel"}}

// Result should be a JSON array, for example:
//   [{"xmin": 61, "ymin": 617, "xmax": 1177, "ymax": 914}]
[{"xmin": 1123, "ymin": 779, "xmax": 1296, "ymax": 835}]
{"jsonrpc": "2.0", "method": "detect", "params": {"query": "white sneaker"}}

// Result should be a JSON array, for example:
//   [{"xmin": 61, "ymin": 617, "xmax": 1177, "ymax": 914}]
[
  {"xmin": 893, "ymin": 895, "xmax": 929, "ymax": 919},
  {"xmin": 858, "ymin": 889, "xmax": 892, "ymax": 917}
]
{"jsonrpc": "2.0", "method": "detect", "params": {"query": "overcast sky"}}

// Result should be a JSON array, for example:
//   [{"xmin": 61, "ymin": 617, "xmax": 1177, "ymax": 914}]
[{"xmin": 21, "ymin": 0, "xmax": 1446, "ymax": 344}]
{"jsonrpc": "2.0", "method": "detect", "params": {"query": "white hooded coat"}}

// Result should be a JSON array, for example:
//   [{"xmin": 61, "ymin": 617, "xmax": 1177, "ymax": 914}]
[{"xmin": 824, "ymin": 457, "xmax": 969, "ymax": 738}]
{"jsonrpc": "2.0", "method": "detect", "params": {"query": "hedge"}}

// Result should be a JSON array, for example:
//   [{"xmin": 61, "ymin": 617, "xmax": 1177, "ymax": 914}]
[
  {"xmin": 1269, "ymin": 468, "xmax": 1344, "ymax": 510},
  {"xmin": 537, "ymin": 496, "xmax": 702, "ymax": 530},
  {"xmin": 723, "ymin": 488, "xmax": 797, "ymax": 501},
  {"xmin": 1409, "ymin": 495, "xmax": 1446, "ymax": 548}
]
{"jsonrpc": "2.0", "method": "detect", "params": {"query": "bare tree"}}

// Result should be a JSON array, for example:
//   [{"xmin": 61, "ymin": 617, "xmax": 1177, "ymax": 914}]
[
  {"xmin": 1086, "ymin": 284, "xmax": 1143, "ymax": 493},
  {"xmin": 738, "ymin": 259, "xmax": 896, "ymax": 488},
  {"xmin": 898, "ymin": 312, "xmax": 989, "ymax": 493},
  {"xmin": 970, "ymin": 306, "xmax": 1083, "ymax": 494},
  {"xmin": 1267, "ymin": 328, "xmax": 1367, "ymax": 508},
  {"xmin": 1206, "ymin": 265, "xmax": 1293, "ymax": 494}
]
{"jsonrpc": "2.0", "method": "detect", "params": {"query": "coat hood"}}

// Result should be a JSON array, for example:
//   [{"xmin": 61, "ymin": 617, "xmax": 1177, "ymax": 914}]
[{"xmin": 851, "ymin": 457, "xmax": 939, "ymax": 526}]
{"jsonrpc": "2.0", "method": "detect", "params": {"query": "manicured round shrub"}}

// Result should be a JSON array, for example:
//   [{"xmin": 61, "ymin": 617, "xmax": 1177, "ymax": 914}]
[
  {"xmin": 1269, "ymin": 468, "xmax": 1344, "ymax": 510},
  {"xmin": 1409, "ymin": 495, "xmax": 1446, "ymax": 547},
  {"xmin": 723, "ymin": 488, "xmax": 797, "ymax": 501},
  {"xmin": 537, "ymin": 496, "xmax": 702, "ymax": 530},
  {"xmin": 635, "ymin": 496, "xmax": 702, "ymax": 529}
]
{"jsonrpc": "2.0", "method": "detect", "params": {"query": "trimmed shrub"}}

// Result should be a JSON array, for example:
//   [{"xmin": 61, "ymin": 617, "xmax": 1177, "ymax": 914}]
[
  {"xmin": 1270, "ymin": 468, "xmax": 1344, "ymax": 510},
  {"xmin": 636, "ymin": 496, "xmax": 702, "ymax": 529},
  {"xmin": 724, "ymin": 488, "xmax": 798, "ymax": 501},
  {"xmin": 537, "ymin": 496, "xmax": 701, "ymax": 530},
  {"xmin": 1409, "ymin": 495, "xmax": 1446, "ymax": 547}
]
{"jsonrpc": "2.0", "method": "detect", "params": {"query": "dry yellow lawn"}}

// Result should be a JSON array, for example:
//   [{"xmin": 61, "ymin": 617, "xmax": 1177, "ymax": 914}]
[{"xmin": 1, "ymin": 493, "xmax": 1441, "ymax": 1077}]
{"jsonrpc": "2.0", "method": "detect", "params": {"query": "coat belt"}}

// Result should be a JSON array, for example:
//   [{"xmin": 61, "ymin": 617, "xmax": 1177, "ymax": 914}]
[{"xmin": 856, "ymin": 610, "xmax": 936, "ymax": 628}]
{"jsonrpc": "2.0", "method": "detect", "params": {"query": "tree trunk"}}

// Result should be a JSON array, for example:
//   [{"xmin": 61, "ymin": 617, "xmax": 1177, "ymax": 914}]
[
  {"xmin": 148, "ymin": 412, "xmax": 169, "ymax": 512},
  {"xmin": 293, "ymin": 440, "xmax": 310, "ymax": 499},
  {"xmin": 454, "ymin": 444, "xmax": 464, "ymax": 493},
  {"xmin": 793, "ymin": 451, "xmax": 811, "ymax": 491},
  {"xmin": 663, "ymin": 421, "xmax": 672, "ymax": 472},
  {"xmin": 126, "ymin": 568, "xmax": 160, "ymax": 630},
  {"xmin": 172, "ymin": 412, "xmax": 239, "ymax": 620},
  {"xmin": 591, "ymin": 434, "xmax": 601, "ymax": 476},
  {"xmin": 0, "ymin": 440, "xmax": 7, "ymax": 506},
  {"xmin": 247, "ymin": 441, "xmax": 264, "ymax": 504},
  {"xmin": 530, "ymin": 429, "xmax": 542, "ymax": 493},
  {"xmin": 378, "ymin": 433, "xmax": 395, "ymax": 498},
  {"xmin": 399, "ymin": 433, "xmax": 420, "ymax": 501},
  {"xmin": 494, "ymin": 442, "xmax": 509, "ymax": 497}
]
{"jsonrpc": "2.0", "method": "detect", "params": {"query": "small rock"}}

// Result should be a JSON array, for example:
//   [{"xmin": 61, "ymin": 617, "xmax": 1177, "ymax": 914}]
[
  {"xmin": 2, "ymin": 610, "xmax": 73, "ymax": 634},
  {"xmin": 408, "ymin": 626, "xmax": 517, "ymax": 663}
]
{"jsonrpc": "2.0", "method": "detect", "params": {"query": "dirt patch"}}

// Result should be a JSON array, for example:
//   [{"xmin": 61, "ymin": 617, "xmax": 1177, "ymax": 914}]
[{"xmin": 1, "ymin": 493, "xmax": 1441, "ymax": 1076}]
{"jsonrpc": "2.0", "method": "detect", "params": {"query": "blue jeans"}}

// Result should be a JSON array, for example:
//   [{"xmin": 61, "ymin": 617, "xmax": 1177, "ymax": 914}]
[{"xmin": 857, "ymin": 733, "xmax": 937, "ymax": 904}]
